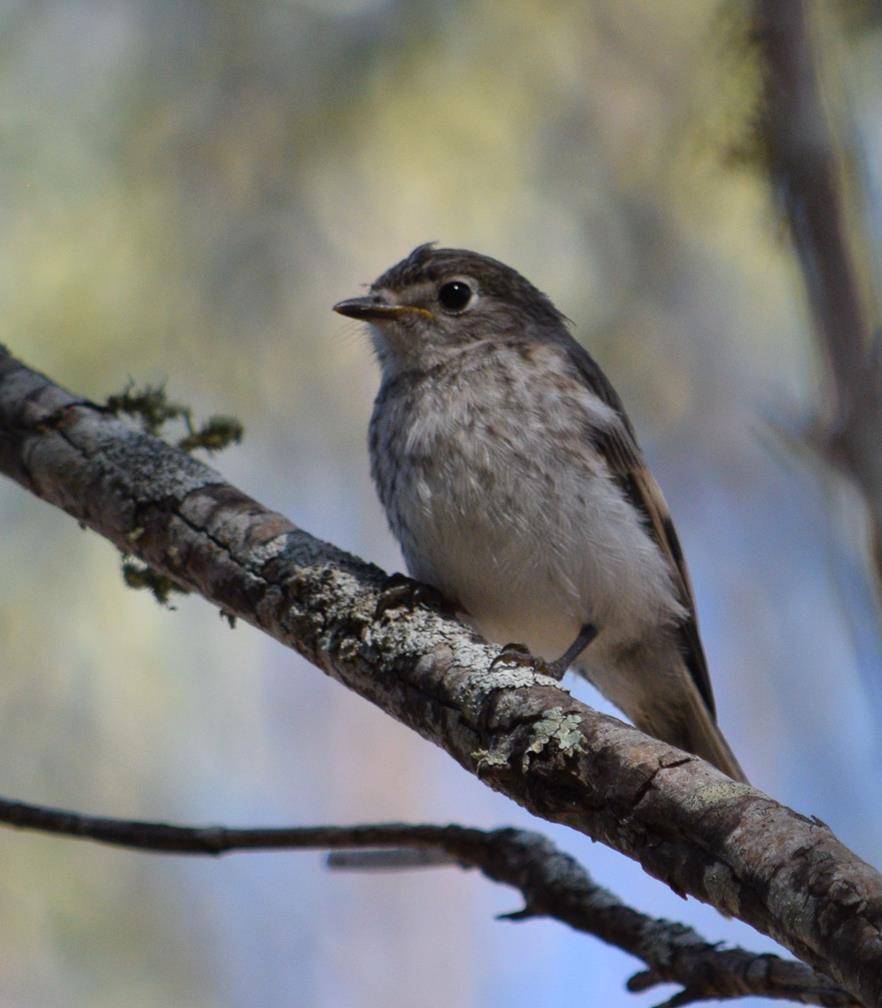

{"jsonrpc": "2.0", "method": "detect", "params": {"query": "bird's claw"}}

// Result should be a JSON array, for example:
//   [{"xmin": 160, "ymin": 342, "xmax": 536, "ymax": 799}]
[
  {"xmin": 489, "ymin": 641, "xmax": 536, "ymax": 671},
  {"xmin": 374, "ymin": 573, "xmax": 453, "ymax": 620}
]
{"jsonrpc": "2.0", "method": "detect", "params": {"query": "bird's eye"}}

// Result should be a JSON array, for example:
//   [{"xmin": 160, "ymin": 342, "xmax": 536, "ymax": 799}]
[{"xmin": 438, "ymin": 280, "xmax": 474, "ymax": 313}]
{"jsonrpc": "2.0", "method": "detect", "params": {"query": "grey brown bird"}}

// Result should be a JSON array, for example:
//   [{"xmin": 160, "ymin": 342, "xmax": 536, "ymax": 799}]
[{"xmin": 334, "ymin": 243, "xmax": 746, "ymax": 782}]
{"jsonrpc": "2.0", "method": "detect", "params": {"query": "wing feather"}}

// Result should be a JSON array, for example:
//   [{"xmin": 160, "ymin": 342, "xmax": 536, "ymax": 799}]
[{"xmin": 563, "ymin": 340, "xmax": 717, "ymax": 717}]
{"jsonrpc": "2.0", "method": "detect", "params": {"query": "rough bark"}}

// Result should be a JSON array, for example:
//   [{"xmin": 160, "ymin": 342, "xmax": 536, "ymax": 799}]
[{"xmin": 1, "ymin": 346, "xmax": 881, "ymax": 1005}]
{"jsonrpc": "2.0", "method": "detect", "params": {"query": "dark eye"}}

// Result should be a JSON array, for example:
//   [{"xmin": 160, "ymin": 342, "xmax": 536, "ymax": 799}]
[{"xmin": 438, "ymin": 280, "xmax": 474, "ymax": 313}]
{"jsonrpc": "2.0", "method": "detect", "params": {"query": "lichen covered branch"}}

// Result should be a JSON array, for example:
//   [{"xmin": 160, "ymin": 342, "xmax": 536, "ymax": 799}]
[{"xmin": 1, "ymin": 347, "xmax": 881, "ymax": 1005}]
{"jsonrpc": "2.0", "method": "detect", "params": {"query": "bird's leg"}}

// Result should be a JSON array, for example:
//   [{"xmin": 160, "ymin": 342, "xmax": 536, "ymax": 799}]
[
  {"xmin": 489, "ymin": 625, "xmax": 598, "ymax": 677},
  {"xmin": 545, "ymin": 624, "xmax": 598, "ymax": 679},
  {"xmin": 374, "ymin": 572, "xmax": 457, "ymax": 620}
]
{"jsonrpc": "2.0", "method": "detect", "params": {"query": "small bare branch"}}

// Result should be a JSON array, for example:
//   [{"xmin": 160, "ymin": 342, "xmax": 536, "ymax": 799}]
[{"xmin": 0, "ymin": 795, "xmax": 855, "ymax": 1007}]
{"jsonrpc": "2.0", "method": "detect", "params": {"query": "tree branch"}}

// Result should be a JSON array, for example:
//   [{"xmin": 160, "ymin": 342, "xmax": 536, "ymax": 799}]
[
  {"xmin": 0, "ymin": 794, "xmax": 855, "ymax": 1008},
  {"xmin": 1, "ymin": 346, "xmax": 881, "ymax": 1004}
]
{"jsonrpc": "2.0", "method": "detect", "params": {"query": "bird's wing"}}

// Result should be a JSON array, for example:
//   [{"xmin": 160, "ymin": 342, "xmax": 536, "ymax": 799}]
[{"xmin": 564, "ymin": 341, "xmax": 717, "ymax": 718}]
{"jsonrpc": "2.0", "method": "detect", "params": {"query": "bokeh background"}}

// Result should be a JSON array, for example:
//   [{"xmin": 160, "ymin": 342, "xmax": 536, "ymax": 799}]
[{"xmin": 2, "ymin": 1, "xmax": 882, "ymax": 1005}]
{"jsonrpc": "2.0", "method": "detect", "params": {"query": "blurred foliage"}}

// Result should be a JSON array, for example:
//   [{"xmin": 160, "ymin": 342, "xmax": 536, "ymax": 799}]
[
  {"xmin": 121, "ymin": 560, "xmax": 189, "ymax": 607},
  {"xmin": 106, "ymin": 379, "xmax": 243, "ymax": 449},
  {"xmin": 2, "ymin": 2, "xmax": 882, "ymax": 1006}
]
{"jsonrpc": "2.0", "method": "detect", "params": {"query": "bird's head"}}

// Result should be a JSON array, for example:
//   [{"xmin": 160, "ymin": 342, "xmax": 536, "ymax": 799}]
[{"xmin": 333, "ymin": 243, "xmax": 567, "ymax": 371}]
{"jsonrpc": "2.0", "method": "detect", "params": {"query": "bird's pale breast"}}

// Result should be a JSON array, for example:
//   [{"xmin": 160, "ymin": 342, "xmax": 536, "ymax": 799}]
[{"xmin": 370, "ymin": 341, "xmax": 683, "ymax": 661}]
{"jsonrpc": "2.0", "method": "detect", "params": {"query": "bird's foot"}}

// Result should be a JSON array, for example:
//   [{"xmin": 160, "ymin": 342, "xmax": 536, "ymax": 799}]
[
  {"xmin": 488, "ymin": 625, "xmax": 598, "ymax": 679},
  {"xmin": 489, "ymin": 641, "xmax": 536, "ymax": 671},
  {"xmin": 545, "ymin": 624, "xmax": 599, "ymax": 680},
  {"xmin": 374, "ymin": 573, "xmax": 454, "ymax": 620}
]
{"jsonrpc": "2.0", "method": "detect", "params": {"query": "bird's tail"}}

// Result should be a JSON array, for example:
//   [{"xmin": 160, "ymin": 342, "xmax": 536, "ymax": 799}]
[{"xmin": 637, "ymin": 681, "xmax": 748, "ymax": 784}]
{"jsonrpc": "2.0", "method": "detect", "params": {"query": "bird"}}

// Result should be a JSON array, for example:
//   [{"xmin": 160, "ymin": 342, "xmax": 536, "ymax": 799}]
[{"xmin": 333, "ymin": 243, "xmax": 746, "ymax": 782}]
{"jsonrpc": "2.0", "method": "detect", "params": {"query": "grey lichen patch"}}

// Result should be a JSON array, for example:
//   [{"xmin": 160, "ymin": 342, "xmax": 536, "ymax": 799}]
[
  {"xmin": 365, "ymin": 599, "xmax": 471, "ymax": 683},
  {"xmin": 251, "ymin": 530, "xmax": 297, "ymax": 569},
  {"xmin": 451, "ymin": 658, "xmax": 565, "ymax": 715},
  {"xmin": 324, "ymin": 566, "xmax": 375, "ymax": 611},
  {"xmin": 679, "ymin": 777, "xmax": 752, "ymax": 814},
  {"xmin": 334, "ymin": 634, "xmax": 365, "ymax": 662},
  {"xmin": 303, "ymin": 569, "xmax": 379, "ymax": 664},
  {"xmin": 446, "ymin": 634, "xmax": 490, "ymax": 665},
  {"xmin": 473, "ymin": 738, "xmax": 514, "ymax": 772},
  {"xmin": 94, "ymin": 426, "xmax": 220, "ymax": 502},
  {"xmin": 373, "ymin": 608, "xmax": 439, "ymax": 650},
  {"xmin": 484, "ymin": 667, "xmax": 560, "ymax": 691},
  {"xmin": 522, "ymin": 707, "xmax": 586, "ymax": 771}
]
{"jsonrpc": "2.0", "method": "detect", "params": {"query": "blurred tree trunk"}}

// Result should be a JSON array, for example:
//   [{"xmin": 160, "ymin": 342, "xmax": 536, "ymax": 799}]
[{"xmin": 754, "ymin": 0, "xmax": 882, "ymax": 606}]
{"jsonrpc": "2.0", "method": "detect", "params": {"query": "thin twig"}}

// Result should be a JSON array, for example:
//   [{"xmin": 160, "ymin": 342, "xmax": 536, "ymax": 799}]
[{"xmin": 0, "ymin": 796, "xmax": 856, "ymax": 1008}]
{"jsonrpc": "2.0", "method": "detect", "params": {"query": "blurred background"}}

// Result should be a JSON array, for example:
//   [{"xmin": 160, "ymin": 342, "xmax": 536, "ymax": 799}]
[{"xmin": 1, "ymin": 1, "xmax": 881, "ymax": 1005}]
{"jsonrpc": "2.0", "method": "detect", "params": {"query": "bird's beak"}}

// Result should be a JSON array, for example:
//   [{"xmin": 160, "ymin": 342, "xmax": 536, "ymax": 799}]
[{"xmin": 333, "ymin": 296, "xmax": 433, "ymax": 322}]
